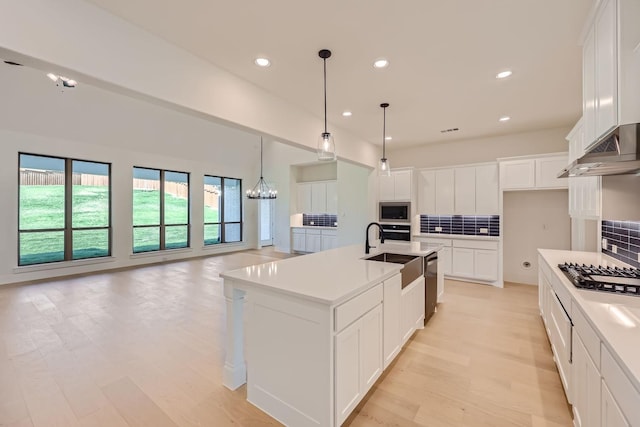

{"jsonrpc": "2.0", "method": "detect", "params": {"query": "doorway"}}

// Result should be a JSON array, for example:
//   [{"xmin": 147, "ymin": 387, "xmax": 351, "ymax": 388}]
[{"xmin": 259, "ymin": 198, "xmax": 274, "ymax": 246}]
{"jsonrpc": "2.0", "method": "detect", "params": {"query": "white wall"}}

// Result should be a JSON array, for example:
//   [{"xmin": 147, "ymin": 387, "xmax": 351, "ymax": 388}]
[
  {"xmin": 389, "ymin": 127, "xmax": 571, "ymax": 168},
  {"xmin": 503, "ymin": 190, "xmax": 571, "ymax": 285},
  {"xmin": 337, "ymin": 161, "xmax": 373, "ymax": 247}
]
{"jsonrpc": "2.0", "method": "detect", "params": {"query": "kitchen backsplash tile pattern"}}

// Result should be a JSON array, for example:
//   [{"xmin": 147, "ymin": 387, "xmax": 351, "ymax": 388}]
[
  {"xmin": 303, "ymin": 214, "xmax": 338, "ymax": 227},
  {"xmin": 420, "ymin": 215, "xmax": 500, "ymax": 237},
  {"xmin": 602, "ymin": 220, "xmax": 640, "ymax": 268}
]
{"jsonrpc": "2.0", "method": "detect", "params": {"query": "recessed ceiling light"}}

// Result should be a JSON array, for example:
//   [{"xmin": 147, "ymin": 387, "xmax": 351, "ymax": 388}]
[
  {"xmin": 342, "ymin": 111, "xmax": 352, "ymax": 117},
  {"xmin": 385, "ymin": 136, "xmax": 392, "ymax": 141},
  {"xmin": 499, "ymin": 116, "xmax": 511, "ymax": 122},
  {"xmin": 255, "ymin": 57, "xmax": 270, "ymax": 67},
  {"xmin": 47, "ymin": 73, "xmax": 58, "ymax": 82},
  {"xmin": 496, "ymin": 70, "xmax": 513, "ymax": 79},
  {"xmin": 373, "ymin": 58, "xmax": 389, "ymax": 69}
]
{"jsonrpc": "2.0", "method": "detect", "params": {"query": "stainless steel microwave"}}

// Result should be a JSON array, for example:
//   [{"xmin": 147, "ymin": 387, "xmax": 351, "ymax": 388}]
[{"xmin": 379, "ymin": 202, "xmax": 411, "ymax": 222}]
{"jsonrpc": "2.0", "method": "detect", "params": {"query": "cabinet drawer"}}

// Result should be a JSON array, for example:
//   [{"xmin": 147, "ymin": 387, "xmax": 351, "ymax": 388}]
[
  {"xmin": 452, "ymin": 239, "xmax": 498, "ymax": 250},
  {"xmin": 306, "ymin": 228, "xmax": 322, "ymax": 235},
  {"xmin": 292, "ymin": 228, "xmax": 305, "ymax": 234},
  {"xmin": 602, "ymin": 345, "xmax": 640, "ymax": 426},
  {"xmin": 321, "ymin": 229, "xmax": 337, "ymax": 236},
  {"xmin": 421, "ymin": 237, "xmax": 452, "ymax": 246},
  {"xmin": 335, "ymin": 284, "xmax": 383, "ymax": 332},
  {"xmin": 572, "ymin": 303, "xmax": 601, "ymax": 369}
]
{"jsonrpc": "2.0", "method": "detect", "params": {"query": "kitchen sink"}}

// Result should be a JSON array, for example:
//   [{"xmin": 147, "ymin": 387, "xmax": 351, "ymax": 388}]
[{"xmin": 364, "ymin": 252, "xmax": 423, "ymax": 288}]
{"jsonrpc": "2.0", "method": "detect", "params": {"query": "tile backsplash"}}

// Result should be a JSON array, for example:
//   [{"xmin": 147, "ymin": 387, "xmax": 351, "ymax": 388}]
[
  {"xmin": 303, "ymin": 214, "xmax": 338, "ymax": 227},
  {"xmin": 602, "ymin": 220, "xmax": 640, "ymax": 268},
  {"xmin": 420, "ymin": 215, "xmax": 500, "ymax": 237}
]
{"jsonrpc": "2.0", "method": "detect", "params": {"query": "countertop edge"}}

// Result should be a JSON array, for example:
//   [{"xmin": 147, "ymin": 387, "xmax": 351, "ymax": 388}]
[{"xmin": 413, "ymin": 233, "xmax": 500, "ymax": 241}]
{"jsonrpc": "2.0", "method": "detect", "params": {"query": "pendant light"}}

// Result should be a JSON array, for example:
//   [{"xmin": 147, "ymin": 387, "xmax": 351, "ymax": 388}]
[
  {"xmin": 317, "ymin": 49, "xmax": 336, "ymax": 161},
  {"xmin": 379, "ymin": 103, "xmax": 391, "ymax": 176},
  {"xmin": 246, "ymin": 137, "xmax": 277, "ymax": 199}
]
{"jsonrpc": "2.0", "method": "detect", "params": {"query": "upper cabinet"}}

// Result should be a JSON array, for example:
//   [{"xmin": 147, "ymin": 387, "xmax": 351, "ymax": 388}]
[
  {"xmin": 296, "ymin": 180, "xmax": 337, "ymax": 213},
  {"xmin": 379, "ymin": 169, "xmax": 413, "ymax": 201},
  {"xmin": 582, "ymin": 0, "xmax": 640, "ymax": 149},
  {"xmin": 418, "ymin": 163, "xmax": 498, "ymax": 215},
  {"xmin": 567, "ymin": 119, "xmax": 601, "ymax": 219},
  {"xmin": 499, "ymin": 154, "xmax": 568, "ymax": 191}
]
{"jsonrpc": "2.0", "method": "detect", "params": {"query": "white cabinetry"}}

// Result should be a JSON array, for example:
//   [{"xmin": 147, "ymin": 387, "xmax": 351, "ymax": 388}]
[
  {"xmin": 602, "ymin": 381, "xmax": 629, "ymax": 427},
  {"xmin": 499, "ymin": 154, "xmax": 568, "ymax": 190},
  {"xmin": 292, "ymin": 228, "xmax": 306, "ymax": 252},
  {"xmin": 573, "ymin": 330, "xmax": 601, "ymax": 427},
  {"xmin": 292, "ymin": 227, "xmax": 339, "ymax": 253},
  {"xmin": 305, "ymin": 229, "xmax": 323, "ymax": 253},
  {"xmin": 419, "ymin": 164, "xmax": 497, "ymax": 215},
  {"xmin": 335, "ymin": 286, "xmax": 383, "ymax": 426},
  {"xmin": 297, "ymin": 181, "xmax": 337, "ymax": 213},
  {"xmin": 382, "ymin": 274, "xmax": 401, "ymax": 368},
  {"xmin": 379, "ymin": 169, "xmax": 412, "ymax": 201},
  {"xmin": 451, "ymin": 240, "xmax": 499, "ymax": 282},
  {"xmin": 321, "ymin": 229, "xmax": 337, "ymax": 251},
  {"xmin": 566, "ymin": 119, "xmax": 601, "ymax": 219},
  {"xmin": 400, "ymin": 276, "xmax": 425, "ymax": 345},
  {"xmin": 582, "ymin": 0, "xmax": 640, "ymax": 146}
]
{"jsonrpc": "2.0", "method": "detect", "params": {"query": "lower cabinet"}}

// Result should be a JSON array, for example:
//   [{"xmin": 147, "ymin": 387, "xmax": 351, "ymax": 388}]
[
  {"xmin": 602, "ymin": 381, "xmax": 630, "ymax": 427},
  {"xmin": 400, "ymin": 276, "xmax": 425, "ymax": 345},
  {"xmin": 305, "ymin": 229, "xmax": 322, "ymax": 253},
  {"xmin": 292, "ymin": 229, "xmax": 306, "ymax": 252},
  {"xmin": 451, "ymin": 241, "xmax": 499, "ymax": 282},
  {"xmin": 292, "ymin": 227, "xmax": 338, "ymax": 253},
  {"xmin": 572, "ymin": 332, "xmax": 601, "ymax": 427},
  {"xmin": 335, "ymin": 304, "xmax": 383, "ymax": 426},
  {"xmin": 322, "ymin": 229, "xmax": 337, "ymax": 250},
  {"xmin": 383, "ymin": 274, "xmax": 401, "ymax": 368}
]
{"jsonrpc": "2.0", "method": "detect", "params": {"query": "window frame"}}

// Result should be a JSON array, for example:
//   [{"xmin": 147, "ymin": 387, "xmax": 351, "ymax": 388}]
[
  {"xmin": 132, "ymin": 167, "xmax": 191, "ymax": 253},
  {"xmin": 18, "ymin": 152, "xmax": 112, "ymax": 266},
  {"xmin": 204, "ymin": 175, "xmax": 243, "ymax": 245}
]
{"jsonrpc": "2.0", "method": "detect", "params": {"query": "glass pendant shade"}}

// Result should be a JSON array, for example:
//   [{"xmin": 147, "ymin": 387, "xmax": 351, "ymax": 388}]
[
  {"xmin": 379, "ymin": 102, "xmax": 391, "ymax": 176},
  {"xmin": 379, "ymin": 157, "xmax": 391, "ymax": 176},
  {"xmin": 317, "ymin": 132, "xmax": 336, "ymax": 161}
]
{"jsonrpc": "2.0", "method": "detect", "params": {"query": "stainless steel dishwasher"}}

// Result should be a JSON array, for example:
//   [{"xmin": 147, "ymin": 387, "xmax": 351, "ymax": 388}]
[{"xmin": 424, "ymin": 252, "xmax": 438, "ymax": 324}]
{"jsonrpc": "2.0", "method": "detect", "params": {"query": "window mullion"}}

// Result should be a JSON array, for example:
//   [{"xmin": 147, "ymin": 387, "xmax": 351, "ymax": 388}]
[
  {"xmin": 64, "ymin": 158, "xmax": 73, "ymax": 261},
  {"xmin": 220, "ymin": 178, "xmax": 225, "ymax": 243},
  {"xmin": 160, "ymin": 169, "xmax": 165, "ymax": 250}
]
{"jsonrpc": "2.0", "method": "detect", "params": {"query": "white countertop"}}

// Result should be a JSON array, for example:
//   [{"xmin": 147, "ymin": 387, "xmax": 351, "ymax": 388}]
[
  {"xmin": 414, "ymin": 233, "xmax": 500, "ymax": 241},
  {"xmin": 538, "ymin": 249, "xmax": 640, "ymax": 392},
  {"xmin": 220, "ymin": 242, "xmax": 441, "ymax": 306}
]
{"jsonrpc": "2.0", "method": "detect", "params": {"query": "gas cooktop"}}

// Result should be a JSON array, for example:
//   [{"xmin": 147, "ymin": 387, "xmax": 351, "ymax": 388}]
[{"xmin": 558, "ymin": 263, "xmax": 640, "ymax": 297}]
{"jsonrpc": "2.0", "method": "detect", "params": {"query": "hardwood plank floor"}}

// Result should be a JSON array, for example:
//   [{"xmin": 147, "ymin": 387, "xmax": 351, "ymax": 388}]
[{"xmin": 0, "ymin": 250, "xmax": 572, "ymax": 426}]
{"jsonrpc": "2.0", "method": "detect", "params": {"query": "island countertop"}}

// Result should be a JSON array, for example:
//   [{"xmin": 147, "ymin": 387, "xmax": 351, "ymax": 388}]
[{"xmin": 220, "ymin": 241, "xmax": 442, "ymax": 306}]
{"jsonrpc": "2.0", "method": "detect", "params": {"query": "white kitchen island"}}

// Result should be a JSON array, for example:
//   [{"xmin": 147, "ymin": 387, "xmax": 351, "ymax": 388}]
[{"xmin": 220, "ymin": 242, "xmax": 441, "ymax": 427}]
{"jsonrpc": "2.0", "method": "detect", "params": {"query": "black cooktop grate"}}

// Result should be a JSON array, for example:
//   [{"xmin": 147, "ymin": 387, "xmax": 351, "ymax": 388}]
[{"xmin": 558, "ymin": 263, "xmax": 640, "ymax": 297}]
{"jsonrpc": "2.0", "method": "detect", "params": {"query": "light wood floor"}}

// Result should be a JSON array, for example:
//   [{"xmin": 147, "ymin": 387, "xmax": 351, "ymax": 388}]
[{"xmin": 0, "ymin": 249, "xmax": 572, "ymax": 427}]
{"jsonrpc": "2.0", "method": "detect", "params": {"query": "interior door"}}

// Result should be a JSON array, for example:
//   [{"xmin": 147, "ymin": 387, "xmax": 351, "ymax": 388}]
[{"xmin": 260, "ymin": 198, "xmax": 274, "ymax": 246}]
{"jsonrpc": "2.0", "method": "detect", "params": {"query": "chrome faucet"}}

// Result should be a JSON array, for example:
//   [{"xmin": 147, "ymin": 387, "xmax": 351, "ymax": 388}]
[{"xmin": 365, "ymin": 222, "xmax": 385, "ymax": 254}]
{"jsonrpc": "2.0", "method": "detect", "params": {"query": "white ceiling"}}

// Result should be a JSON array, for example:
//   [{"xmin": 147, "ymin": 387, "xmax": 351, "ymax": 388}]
[{"xmin": 83, "ymin": 0, "xmax": 592, "ymax": 149}]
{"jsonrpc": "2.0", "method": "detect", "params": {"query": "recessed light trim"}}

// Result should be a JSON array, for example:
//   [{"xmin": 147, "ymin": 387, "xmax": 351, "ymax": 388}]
[
  {"xmin": 385, "ymin": 136, "xmax": 392, "ymax": 140},
  {"xmin": 373, "ymin": 58, "xmax": 389, "ymax": 69},
  {"xmin": 255, "ymin": 57, "xmax": 271, "ymax": 67},
  {"xmin": 342, "ymin": 111, "xmax": 352, "ymax": 117},
  {"xmin": 496, "ymin": 70, "xmax": 513, "ymax": 79},
  {"xmin": 499, "ymin": 116, "xmax": 511, "ymax": 122}
]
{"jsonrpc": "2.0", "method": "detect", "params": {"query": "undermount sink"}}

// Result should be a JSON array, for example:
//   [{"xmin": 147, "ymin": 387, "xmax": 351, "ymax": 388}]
[{"xmin": 364, "ymin": 252, "xmax": 423, "ymax": 288}]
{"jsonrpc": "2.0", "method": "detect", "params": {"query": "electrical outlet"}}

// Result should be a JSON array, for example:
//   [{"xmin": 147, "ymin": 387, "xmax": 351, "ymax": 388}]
[
  {"xmin": 480, "ymin": 228, "xmax": 488, "ymax": 234},
  {"xmin": 612, "ymin": 244, "xmax": 618, "ymax": 254},
  {"xmin": 435, "ymin": 226, "xmax": 443, "ymax": 232},
  {"xmin": 602, "ymin": 238, "xmax": 608, "ymax": 249},
  {"xmin": 310, "ymin": 221, "xmax": 315, "ymax": 225}
]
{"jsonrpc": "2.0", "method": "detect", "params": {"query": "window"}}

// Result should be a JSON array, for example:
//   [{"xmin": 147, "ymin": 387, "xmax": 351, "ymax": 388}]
[
  {"xmin": 204, "ymin": 175, "xmax": 242, "ymax": 245},
  {"xmin": 133, "ymin": 167, "xmax": 190, "ymax": 253},
  {"xmin": 19, "ymin": 153, "xmax": 111, "ymax": 266}
]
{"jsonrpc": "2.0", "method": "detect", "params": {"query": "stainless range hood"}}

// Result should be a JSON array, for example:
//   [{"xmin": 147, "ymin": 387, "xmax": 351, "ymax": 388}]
[{"xmin": 558, "ymin": 123, "xmax": 640, "ymax": 177}]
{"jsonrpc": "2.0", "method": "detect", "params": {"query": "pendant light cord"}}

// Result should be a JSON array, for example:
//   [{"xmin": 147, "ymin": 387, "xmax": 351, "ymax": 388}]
[
  {"xmin": 260, "ymin": 137, "xmax": 264, "ymax": 178},
  {"xmin": 323, "ymin": 58, "xmax": 328, "ymax": 134},
  {"xmin": 382, "ymin": 106, "xmax": 386, "ymax": 158}
]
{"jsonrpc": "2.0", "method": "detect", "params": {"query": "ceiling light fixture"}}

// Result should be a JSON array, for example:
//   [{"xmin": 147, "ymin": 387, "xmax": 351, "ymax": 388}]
[
  {"xmin": 379, "ymin": 103, "xmax": 391, "ymax": 176},
  {"xmin": 496, "ymin": 70, "xmax": 513, "ymax": 79},
  {"xmin": 246, "ymin": 137, "xmax": 277, "ymax": 199},
  {"xmin": 342, "ymin": 111, "xmax": 352, "ymax": 117},
  {"xmin": 373, "ymin": 58, "xmax": 389, "ymax": 69},
  {"xmin": 499, "ymin": 116, "xmax": 511, "ymax": 122},
  {"xmin": 47, "ymin": 73, "xmax": 77, "ymax": 88},
  {"xmin": 317, "ymin": 49, "xmax": 336, "ymax": 161},
  {"xmin": 385, "ymin": 136, "xmax": 392, "ymax": 140},
  {"xmin": 255, "ymin": 57, "xmax": 270, "ymax": 67}
]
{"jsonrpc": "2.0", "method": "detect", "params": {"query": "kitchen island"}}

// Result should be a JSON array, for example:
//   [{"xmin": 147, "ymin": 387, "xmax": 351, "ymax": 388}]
[{"xmin": 220, "ymin": 241, "xmax": 441, "ymax": 427}]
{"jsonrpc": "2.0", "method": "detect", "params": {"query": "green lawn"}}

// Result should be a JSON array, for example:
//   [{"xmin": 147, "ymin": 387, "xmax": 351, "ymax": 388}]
[{"xmin": 19, "ymin": 186, "xmax": 220, "ymax": 264}]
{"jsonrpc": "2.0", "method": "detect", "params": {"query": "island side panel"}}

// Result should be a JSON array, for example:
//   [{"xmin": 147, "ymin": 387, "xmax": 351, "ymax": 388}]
[
  {"xmin": 222, "ymin": 280, "xmax": 247, "ymax": 390},
  {"xmin": 246, "ymin": 288, "xmax": 333, "ymax": 427}
]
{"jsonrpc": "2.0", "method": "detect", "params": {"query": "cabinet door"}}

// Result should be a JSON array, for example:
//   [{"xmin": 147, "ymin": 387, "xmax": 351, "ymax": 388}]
[
  {"xmin": 535, "ymin": 156, "xmax": 568, "ymax": 189},
  {"xmin": 383, "ymin": 275, "xmax": 401, "ymax": 368},
  {"xmin": 360, "ymin": 305, "xmax": 383, "ymax": 391},
  {"xmin": 601, "ymin": 380, "xmax": 630, "ymax": 427},
  {"xmin": 595, "ymin": 0, "xmax": 618, "ymax": 140},
  {"xmin": 379, "ymin": 174, "xmax": 395, "ymax": 201},
  {"xmin": 418, "ymin": 170, "xmax": 436, "ymax": 214},
  {"xmin": 474, "ymin": 249, "xmax": 498, "ymax": 282},
  {"xmin": 393, "ymin": 170, "xmax": 412, "ymax": 201},
  {"xmin": 435, "ymin": 169, "xmax": 455, "ymax": 214},
  {"xmin": 452, "ymin": 247, "xmax": 474, "ymax": 278},
  {"xmin": 335, "ymin": 320, "xmax": 362, "ymax": 426},
  {"xmin": 321, "ymin": 234, "xmax": 337, "ymax": 251},
  {"xmin": 297, "ymin": 183, "xmax": 312, "ymax": 213},
  {"xmin": 305, "ymin": 233, "xmax": 322, "ymax": 253},
  {"xmin": 454, "ymin": 167, "xmax": 476, "ymax": 215},
  {"xmin": 311, "ymin": 182, "xmax": 327, "ymax": 213},
  {"xmin": 400, "ymin": 277, "xmax": 423, "ymax": 344},
  {"xmin": 292, "ymin": 230, "xmax": 306, "ymax": 252},
  {"xmin": 439, "ymin": 246, "xmax": 452, "ymax": 276},
  {"xmin": 500, "ymin": 159, "xmax": 535, "ymax": 190},
  {"xmin": 326, "ymin": 181, "xmax": 338, "ymax": 213},
  {"xmin": 573, "ymin": 333, "xmax": 601, "ymax": 427},
  {"xmin": 475, "ymin": 164, "xmax": 499, "ymax": 214},
  {"xmin": 583, "ymin": 27, "xmax": 597, "ymax": 148}
]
